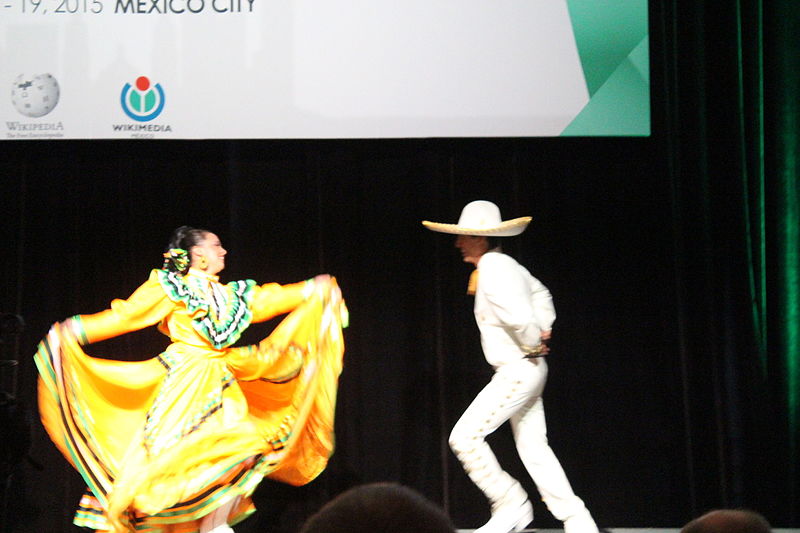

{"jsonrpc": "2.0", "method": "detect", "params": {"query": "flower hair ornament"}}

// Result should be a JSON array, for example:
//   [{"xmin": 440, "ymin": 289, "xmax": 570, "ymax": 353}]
[{"xmin": 162, "ymin": 248, "xmax": 189, "ymax": 272}]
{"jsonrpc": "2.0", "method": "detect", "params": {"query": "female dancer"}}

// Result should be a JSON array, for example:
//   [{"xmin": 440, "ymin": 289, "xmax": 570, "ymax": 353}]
[{"xmin": 35, "ymin": 226, "xmax": 347, "ymax": 533}]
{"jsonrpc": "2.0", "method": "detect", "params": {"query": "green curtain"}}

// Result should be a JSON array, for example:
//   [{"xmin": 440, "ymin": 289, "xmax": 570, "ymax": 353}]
[
  {"xmin": 764, "ymin": 0, "xmax": 800, "ymax": 512},
  {"xmin": 666, "ymin": 0, "xmax": 799, "ymax": 522}
]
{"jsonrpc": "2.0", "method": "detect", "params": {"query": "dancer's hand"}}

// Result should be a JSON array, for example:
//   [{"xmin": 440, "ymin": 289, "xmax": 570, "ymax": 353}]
[
  {"xmin": 313, "ymin": 274, "xmax": 332, "ymax": 285},
  {"xmin": 538, "ymin": 330, "xmax": 552, "ymax": 355},
  {"xmin": 317, "ymin": 274, "xmax": 343, "ymax": 302},
  {"xmin": 526, "ymin": 330, "xmax": 551, "ymax": 358},
  {"xmin": 58, "ymin": 318, "xmax": 77, "ymax": 339}
]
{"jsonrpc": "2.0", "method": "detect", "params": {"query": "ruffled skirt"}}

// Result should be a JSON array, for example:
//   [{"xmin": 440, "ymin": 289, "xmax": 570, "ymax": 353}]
[{"xmin": 34, "ymin": 287, "xmax": 346, "ymax": 532}]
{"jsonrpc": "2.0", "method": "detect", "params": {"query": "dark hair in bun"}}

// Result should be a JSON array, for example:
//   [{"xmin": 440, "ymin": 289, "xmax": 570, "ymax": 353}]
[{"xmin": 162, "ymin": 226, "xmax": 208, "ymax": 274}]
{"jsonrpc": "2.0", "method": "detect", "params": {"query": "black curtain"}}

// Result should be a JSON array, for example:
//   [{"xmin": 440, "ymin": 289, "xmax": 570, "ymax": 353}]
[
  {"xmin": 660, "ymin": 0, "xmax": 798, "ymax": 524},
  {"xmin": 1, "ymin": 1, "xmax": 798, "ymax": 532}
]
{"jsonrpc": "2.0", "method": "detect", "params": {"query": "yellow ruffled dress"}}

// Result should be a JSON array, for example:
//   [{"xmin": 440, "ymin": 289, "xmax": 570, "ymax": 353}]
[{"xmin": 34, "ymin": 268, "xmax": 346, "ymax": 532}]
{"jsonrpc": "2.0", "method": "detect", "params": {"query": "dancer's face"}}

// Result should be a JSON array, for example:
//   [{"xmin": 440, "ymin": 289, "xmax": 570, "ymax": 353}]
[
  {"xmin": 455, "ymin": 235, "xmax": 489, "ymax": 265},
  {"xmin": 192, "ymin": 232, "xmax": 227, "ymax": 275}
]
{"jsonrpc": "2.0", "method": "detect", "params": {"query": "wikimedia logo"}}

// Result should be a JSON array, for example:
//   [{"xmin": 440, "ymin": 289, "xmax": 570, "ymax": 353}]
[{"xmin": 120, "ymin": 76, "xmax": 165, "ymax": 122}]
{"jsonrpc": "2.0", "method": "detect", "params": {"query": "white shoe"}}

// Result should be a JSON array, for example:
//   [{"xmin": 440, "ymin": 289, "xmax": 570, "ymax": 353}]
[
  {"xmin": 563, "ymin": 511, "xmax": 599, "ymax": 533},
  {"xmin": 474, "ymin": 499, "xmax": 533, "ymax": 533}
]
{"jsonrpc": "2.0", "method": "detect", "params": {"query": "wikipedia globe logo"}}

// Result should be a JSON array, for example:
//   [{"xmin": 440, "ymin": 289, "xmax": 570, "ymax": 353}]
[
  {"xmin": 120, "ymin": 76, "xmax": 165, "ymax": 122},
  {"xmin": 11, "ymin": 73, "xmax": 60, "ymax": 118}
]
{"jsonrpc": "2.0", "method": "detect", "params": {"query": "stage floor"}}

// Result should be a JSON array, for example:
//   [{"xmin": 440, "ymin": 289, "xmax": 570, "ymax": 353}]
[{"xmin": 456, "ymin": 527, "xmax": 800, "ymax": 533}]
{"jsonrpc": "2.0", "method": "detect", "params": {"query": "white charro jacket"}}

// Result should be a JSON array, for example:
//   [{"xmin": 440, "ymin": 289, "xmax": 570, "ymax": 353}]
[{"xmin": 474, "ymin": 251, "xmax": 556, "ymax": 367}]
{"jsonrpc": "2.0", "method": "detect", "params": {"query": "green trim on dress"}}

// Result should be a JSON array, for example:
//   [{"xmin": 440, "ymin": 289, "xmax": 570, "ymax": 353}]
[{"xmin": 156, "ymin": 269, "xmax": 256, "ymax": 350}]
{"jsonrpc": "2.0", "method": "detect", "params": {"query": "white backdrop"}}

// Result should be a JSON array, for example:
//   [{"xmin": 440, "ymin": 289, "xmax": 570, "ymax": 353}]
[{"xmin": 2, "ymin": 0, "xmax": 590, "ymax": 139}]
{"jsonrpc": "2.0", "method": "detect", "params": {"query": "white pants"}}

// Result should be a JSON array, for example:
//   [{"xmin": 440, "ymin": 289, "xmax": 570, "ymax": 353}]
[{"xmin": 449, "ymin": 358, "xmax": 591, "ymax": 522}]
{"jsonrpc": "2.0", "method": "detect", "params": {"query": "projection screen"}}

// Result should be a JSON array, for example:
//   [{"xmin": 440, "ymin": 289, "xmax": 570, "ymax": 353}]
[{"xmin": 1, "ymin": 0, "xmax": 649, "ymax": 140}]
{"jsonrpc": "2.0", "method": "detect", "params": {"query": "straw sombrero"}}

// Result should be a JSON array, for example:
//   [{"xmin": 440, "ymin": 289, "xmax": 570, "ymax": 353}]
[{"xmin": 422, "ymin": 200, "xmax": 531, "ymax": 237}]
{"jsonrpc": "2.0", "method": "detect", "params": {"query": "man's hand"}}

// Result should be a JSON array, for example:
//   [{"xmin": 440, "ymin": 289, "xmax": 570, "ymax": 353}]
[{"xmin": 526, "ymin": 330, "xmax": 552, "ymax": 358}]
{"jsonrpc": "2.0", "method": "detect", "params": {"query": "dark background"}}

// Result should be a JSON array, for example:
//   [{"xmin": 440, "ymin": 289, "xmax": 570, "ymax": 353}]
[{"xmin": 1, "ymin": 1, "xmax": 798, "ymax": 531}]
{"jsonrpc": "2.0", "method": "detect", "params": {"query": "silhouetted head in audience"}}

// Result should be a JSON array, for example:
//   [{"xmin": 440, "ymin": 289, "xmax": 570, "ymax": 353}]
[
  {"xmin": 681, "ymin": 509, "xmax": 771, "ymax": 533},
  {"xmin": 298, "ymin": 482, "xmax": 456, "ymax": 533}
]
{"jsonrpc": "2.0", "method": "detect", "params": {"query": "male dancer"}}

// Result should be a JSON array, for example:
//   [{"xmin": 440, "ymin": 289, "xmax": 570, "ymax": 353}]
[{"xmin": 423, "ymin": 201, "xmax": 599, "ymax": 533}]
